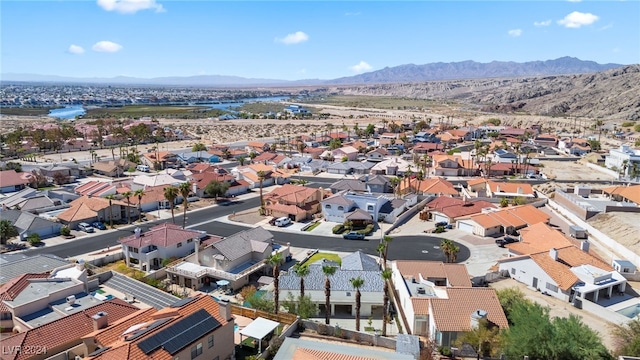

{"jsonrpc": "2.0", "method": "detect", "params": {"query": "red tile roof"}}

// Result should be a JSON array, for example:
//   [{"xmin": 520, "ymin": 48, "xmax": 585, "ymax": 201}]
[
  {"xmin": 427, "ymin": 198, "xmax": 496, "ymax": 219},
  {"xmin": 0, "ymin": 170, "xmax": 31, "ymax": 187},
  {"xmin": 395, "ymin": 261, "xmax": 472, "ymax": 287},
  {"xmin": 119, "ymin": 223, "xmax": 204, "ymax": 248},
  {"xmin": 429, "ymin": 288, "xmax": 508, "ymax": 332}
]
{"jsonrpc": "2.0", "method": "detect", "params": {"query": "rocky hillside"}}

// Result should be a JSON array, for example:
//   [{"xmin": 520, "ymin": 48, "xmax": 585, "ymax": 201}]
[{"xmin": 324, "ymin": 65, "xmax": 640, "ymax": 121}]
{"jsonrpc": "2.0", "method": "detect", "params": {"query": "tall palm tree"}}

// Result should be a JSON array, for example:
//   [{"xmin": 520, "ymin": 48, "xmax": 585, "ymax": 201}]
[
  {"xmin": 293, "ymin": 263, "xmax": 310, "ymax": 298},
  {"xmin": 178, "ymin": 182, "xmax": 191, "ymax": 228},
  {"xmin": 267, "ymin": 253, "xmax": 283, "ymax": 314},
  {"xmin": 376, "ymin": 243, "xmax": 386, "ymax": 268},
  {"xmin": 350, "ymin": 277, "xmax": 365, "ymax": 331},
  {"xmin": 322, "ymin": 265, "xmax": 337, "ymax": 325},
  {"xmin": 257, "ymin": 170, "xmax": 266, "ymax": 214},
  {"xmin": 134, "ymin": 189, "xmax": 145, "ymax": 220},
  {"xmin": 122, "ymin": 191, "xmax": 132, "ymax": 224},
  {"xmin": 104, "ymin": 194, "xmax": 115, "ymax": 229},
  {"xmin": 440, "ymin": 238, "xmax": 454, "ymax": 263},
  {"xmin": 415, "ymin": 170, "xmax": 424, "ymax": 196},
  {"xmin": 450, "ymin": 244, "xmax": 460, "ymax": 263},
  {"xmin": 381, "ymin": 268, "xmax": 392, "ymax": 337},
  {"xmin": 381, "ymin": 235, "xmax": 393, "ymax": 268},
  {"xmin": 163, "ymin": 186, "xmax": 179, "ymax": 224}
]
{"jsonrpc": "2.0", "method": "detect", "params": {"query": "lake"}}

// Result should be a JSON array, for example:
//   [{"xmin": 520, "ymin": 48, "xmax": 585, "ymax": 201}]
[{"xmin": 48, "ymin": 105, "xmax": 86, "ymax": 119}]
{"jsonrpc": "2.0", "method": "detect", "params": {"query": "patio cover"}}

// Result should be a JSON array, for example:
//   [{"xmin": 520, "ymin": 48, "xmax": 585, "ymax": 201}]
[
  {"xmin": 257, "ymin": 276, "xmax": 274, "ymax": 285},
  {"xmin": 239, "ymin": 317, "xmax": 280, "ymax": 353}
]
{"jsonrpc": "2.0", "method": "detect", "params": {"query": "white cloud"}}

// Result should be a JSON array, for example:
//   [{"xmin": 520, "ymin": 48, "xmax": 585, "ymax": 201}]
[
  {"xmin": 599, "ymin": 23, "xmax": 613, "ymax": 31},
  {"xmin": 567, "ymin": 0, "xmax": 582, "ymax": 2},
  {"xmin": 508, "ymin": 29, "xmax": 522, "ymax": 37},
  {"xmin": 68, "ymin": 44, "xmax": 85, "ymax": 54},
  {"xmin": 275, "ymin": 31, "xmax": 309, "ymax": 45},
  {"xmin": 558, "ymin": 11, "xmax": 599, "ymax": 28},
  {"xmin": 350, "ymin": 61, "xmax": 372, "ymax": 73},
  {"xmin": 96, "ymin": 0, "xmax": 165, "ymax": 14},
  {"xmin": 534, "ymin": 20, "xmax": 552, "ymax": 27},
  {"xmin": 92, "ymin": 41, "xmax": 123, "ymax": 53}
]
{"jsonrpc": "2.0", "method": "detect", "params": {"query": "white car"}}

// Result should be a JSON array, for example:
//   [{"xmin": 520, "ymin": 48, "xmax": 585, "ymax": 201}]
[
  {"xmin": 78, "ymin": 222, "xmax": 95, "ymax": 233},
  {"xmin": 274, "ymin": 217, "xmax": 292, "ymax": 227}
]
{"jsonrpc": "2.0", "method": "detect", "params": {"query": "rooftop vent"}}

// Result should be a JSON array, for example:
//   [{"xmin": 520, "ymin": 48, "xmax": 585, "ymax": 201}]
[
  {"xmin": 66, "ymin": 295, "xmax": 76, "ymax": 305},
  {"xmin": 416, "ymin": 287, "xmax": 426, "ymax": 295}
]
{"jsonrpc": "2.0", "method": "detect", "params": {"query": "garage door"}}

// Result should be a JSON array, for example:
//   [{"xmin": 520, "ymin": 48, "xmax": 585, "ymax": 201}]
[
  {"xmin": 434, "ymin": 214, "xmax": 449, "ymax": 224},
  {"xmin": 457, "ymin": 221, "xmax": 474, "ymax": 233}
]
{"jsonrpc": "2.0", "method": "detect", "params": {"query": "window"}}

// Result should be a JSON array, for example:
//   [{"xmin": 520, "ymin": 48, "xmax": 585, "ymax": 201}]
[
  {"xmin": 367, "ymin": 205, "xmax": 374, "ymax": 211},
  {"xmin": 128, "ymin": 246, "xmax": 138, "ymax": 253},
  {"xmin": 187, "ymin": 239, "xmax": 193, "ymax": 243},
  {"xmin": 208, "ymin": 335, "xmax": 214, "ymax": 348},
  {"xmin": 545, "ymin": 283, "xmax": 558, "ymax": 293},
  {"xmin": 190, "ymin": 343, "xmax": 203, "ymax": 359},
  {"xmin": 177, "ymin": 242, "xmax": 182, "ymax": 248},
  {"xmin": 325, "ymin": 204, "xmax": 331, "ymax": 209},
  {"xmin": 337, "ymin": 206, "xmax": 344, "ymax": 211},
  {"xmin": 510, "ymin": 268, "xmax": 515, "ymax": 275},
  {"xmin": 346, "ymin": 292, "xmax": 351, "ymax": 297}
]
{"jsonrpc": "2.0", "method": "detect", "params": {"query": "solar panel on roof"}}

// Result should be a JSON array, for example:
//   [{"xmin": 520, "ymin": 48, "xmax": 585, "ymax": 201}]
[
  {"xmin": 137, "ymin": 309, "xmax": 221, "ymax": 355},
  {"xmin": 169, "ymin": 296, "xmax": 197, "ymax": 308}
]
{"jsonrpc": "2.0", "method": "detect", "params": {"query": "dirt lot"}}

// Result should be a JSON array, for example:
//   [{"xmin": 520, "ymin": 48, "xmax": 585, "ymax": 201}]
[
  {"xmin": 490, "ymin": 279, "xmax": 618, "ymax": 352},
  {"xmin": 539, "ymin": 160, "xmax": 617, "ymax": 181},
  {"xmin": 588, "ymin": 212, "xmax": 640, "ymax": 255}
]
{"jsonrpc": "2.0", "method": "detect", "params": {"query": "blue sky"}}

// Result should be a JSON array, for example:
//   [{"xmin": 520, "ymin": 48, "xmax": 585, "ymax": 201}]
[{"xmin": 2, "ymin": 0, "xmax": 639, "ymax": 80}]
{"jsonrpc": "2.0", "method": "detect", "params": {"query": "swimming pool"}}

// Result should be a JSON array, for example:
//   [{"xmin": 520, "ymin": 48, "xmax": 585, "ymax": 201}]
[
  {"xmin": 616, "ymin": 303, "xmax": 640, "ymax": 318},
  {"xmin": 234, "ymin": 324, "xmax": 239, "ymax": 332}
]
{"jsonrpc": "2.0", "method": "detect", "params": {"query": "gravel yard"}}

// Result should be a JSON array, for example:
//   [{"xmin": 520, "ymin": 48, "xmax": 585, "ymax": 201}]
[
  {"xmin": 539, "ymin": 160, "xmax": 617, "ymax": 181},
  {"xmin": 588, "ymin": 212, "xmax": 640, "ymax": 256}
]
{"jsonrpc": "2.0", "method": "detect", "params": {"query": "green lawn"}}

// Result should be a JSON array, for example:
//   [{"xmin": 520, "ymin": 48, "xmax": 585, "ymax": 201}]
[
  {"xmin": 304, "ymin": 222, "xmax": 321, "ymax": 232},
  {"xmin": 303, "ymin": 252, "xmax": 342, "ymax": 266}
]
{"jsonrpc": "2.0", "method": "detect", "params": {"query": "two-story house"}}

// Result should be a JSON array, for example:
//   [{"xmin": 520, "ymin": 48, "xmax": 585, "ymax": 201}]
[
  {"xmin": 120, "ymin": 223, "xmax": 211, "ymax": 272},
  {"xmin": 263, "ymin": 184, "xmax": 324, "ymax": 222},
  {"xmin": 321, "ymin": 191, "xmax": 389, "ymax": 223}
]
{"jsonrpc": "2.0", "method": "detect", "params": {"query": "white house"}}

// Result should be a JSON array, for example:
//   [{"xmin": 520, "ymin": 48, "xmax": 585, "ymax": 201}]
[
  {"xmin": 605, "ymin": 144, "xmax": 640, "ymax": 177},
  {"xmin": 278, "ymin": 251, "xmax": 384, "ymax": 318},
  {"xmin": 120, "ymin": 223, "xmax": 209, "ymax": 272},
  {"xmin": 321, "ymin": 191, "xmax": 389, "ymax": 223}
]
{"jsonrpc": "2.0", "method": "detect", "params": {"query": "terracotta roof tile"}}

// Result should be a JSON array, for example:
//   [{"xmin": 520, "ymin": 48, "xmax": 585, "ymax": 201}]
[
  {"xmin": 529, "ymin": 252, "xmax": 580, "ymax": 291},
  {"xmin": 401, "ymin": 177, "xmax": 458, "ymax": 196},
  {"xmin": 487, "ymin": 181, "xmax": 534, "ymax": 196},
  {"xmin": 0, "ymin": 170, "xmax": 31, "ymax": 187},
  {"xmin": 395, "ymin": 261, "xmax": 472, "ymax": 287},
  {"xmin": 293, "ymin": 347, "xmax": 377, "ymax": 360},
  {"xmin": 119, "ymin": 223, "xmax": 204, "ymax": 248},
  {"xmin": 411, "ymin": 298, "xmax": 431, "ymax": 316},
  {"xmin": 429, "ymin": 288, "xmax": 508, "ymax": 332}
]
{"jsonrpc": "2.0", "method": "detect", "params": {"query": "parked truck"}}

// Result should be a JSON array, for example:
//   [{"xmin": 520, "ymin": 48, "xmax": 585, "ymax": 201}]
[{"xmin": 569, "ymin": 225, "xmax": 587, "ymax": 239}]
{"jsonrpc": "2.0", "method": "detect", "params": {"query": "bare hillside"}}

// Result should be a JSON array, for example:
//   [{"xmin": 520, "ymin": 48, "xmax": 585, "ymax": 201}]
[{"xmin": 323, "ymin": 65, "xmax": 640, "ymax": 121}]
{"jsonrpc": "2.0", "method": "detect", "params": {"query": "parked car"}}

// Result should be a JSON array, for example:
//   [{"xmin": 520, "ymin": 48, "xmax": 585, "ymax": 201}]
[
  {"xmin": 274, "ymin": 217, "xmax": 292, "ymax": 227},
  {"xmin": 435, "ymin": 221, "xmax": 448, "ymax": 227},
  {"xmin": 496, "ymin": 236, "xmax": 518, "ymax": 247},
  {"xmin": 91, "ymin": 221, "xmax": 107, "ymax": 230},
  {"xmin": 78, "ymin": 222, "xmax": 95, "ymax": 233},
  {"xmin": 343, "ymin": 231, "xmax": 366, "ymax": 240}
]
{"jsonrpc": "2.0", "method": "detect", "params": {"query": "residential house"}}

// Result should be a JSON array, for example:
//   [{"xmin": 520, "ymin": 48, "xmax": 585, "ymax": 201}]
[
  {"xmin": 602, "ymin": 184, "xmax": 640, "ymax": 206},
  {"xmin": 0, "ymin": 170, "xmax": 32, "ymax": 193},
  {"xmin": 279, "ymin": 251, "xmax": 384, "ymax": 317},
  {"xmin": 190, "ymin": 170, "xmax": 247, "ymax": 198},
  {"xmin": 321, "ymin": 191, "xmax": 389, "ymax": 223},
  {"xmin": 605, "ymin": 144, "xmax": 640, "ymax": 177},
  {"xmin": 74, "ymin": 180, "xmax": 117, "ymax": 198},
  {"xmin": 92, "ymin": 159, "xmax": 137, "ymax": 177},
  {"xmin": 9, "ymin": 194, "xmax": 65, "ymax": 214},
  {"xmin": 274, "ymin": 337, "xmax": 416, "ymax": 360},
  {"xmin": 498, "ymin": 237, "xmax": 627, "ymax": 304},
  {"xmin": 391, "ymin": 260, "xmax": 508, "ymax": 347},
  {"xmin": 0, "ymin": 209, "xmax": 63, "ymax": 240},
  {"xmin": 132, "ymin": 171, "xmax": 188, "ymax": 190},
  {"xmin": 412, "ymin": 142, "xmax": 444, "ymax": 155},
  {"xmin": 120, "ymin": 223, "xmax": 213, "ymax": 272},
  {"xmin": 399, "ymin": 177, "xmax": 458, "ymax": 196},
  {"xmin": 263, "ymin": 184, "xmax": 324, "ymax": 222},
  {"xmin": 493, "ymin": 149, "xmax": 518, "ymax": 163},
  {"xmin": 57, "ymin": 195, "xmax": 136, "ymax": 230},
  {"xmin": 234, "ymin": 163, "xmax": 290, "ymax": 189},
  {"xmin": 424, "ymin": 197, "xmax": 495, "ymax": 225},
  {"xmin": 457, "ymin": 204, "xmax": 550, "ymax": 236},
  {"xmin": 366, "ymin": 148, "xmax": 389, "ymax": 162},
  {"xmin": 124, "ymin": 185, "xmax": 174, "ymax": 212},
  {"xmin": 141, "ymin": 151, "xmax": 179, "ymax": 169},
  {"xmin": 362, "ymin": 174, "xmax": 392, "ymax": 194},
  {"xmin": 247, "ymin": 141, "xmax": 270, "ymax": 153},
  {"xmin": 332, "ymin": 146, "xmax": 359, "ymax": 161},
  {"xmin": 174, "ymin": 150, "xmax": 220, "ymax": 164},
  {"xmin": 466, "ymin": 179, "xmax": 535, "ymax": 199},
  {"xmin": 558, "ymin": 138, "xmax": 591, "ymax": 156},
  {"xmin": 166, "ymin": 227, "xmax": 289, "ymax": 291},
  {"xmin": 370, "ymin": 157, "xmax": 413, "ymax": 176},
  {"xmin": 326, "ymin": 161, "xmax": 374, "ymax": 175},
  {"xmin": 80, "ymin": 294, "xmax": 234, "ymax": 360},
  {"xmin": 303, "ymin": 147, "xmax": 325, "ymax": 159},
  {"xmin": 300, "ymin": 159, "xmax": 331, "ymax": 174},
  {"xmin": 285, "ymin": 104, "xmax": 309, "ymax": 115},
  {"xmin": 533, "ymin": 134, "xmax": 559, "ymax": 147},
  {"xmin": 379, "ymin": 133, "xmax": 404, "ymax": 148},
  {"xmin": 0, "ymin": 188, "xmax": 37, "ymax": 209},
  {"xmin": 431, "ymin": 154, "xmax": 472, "ymax": 177}
]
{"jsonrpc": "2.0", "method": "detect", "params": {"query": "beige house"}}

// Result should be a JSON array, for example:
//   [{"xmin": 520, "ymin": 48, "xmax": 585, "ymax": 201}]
[{"xmin": 264, "ymin": 184, "xmax": 324, "ymax": 222}]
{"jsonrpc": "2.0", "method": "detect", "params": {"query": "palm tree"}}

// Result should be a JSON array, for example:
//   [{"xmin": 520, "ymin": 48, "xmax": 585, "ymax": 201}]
[
  {"xmin": 404, "ymin": 165, "xmax": 414, "ymax": 194},
  {"xmin": 415, "ymin": 170, "xmax": 424, "ymax": 195},
  {"xmin": 381, "ymin": 268, "xmax": 392, "ymax": 337},
  {"xmin": 268, "ymin": 253, "xmax": 283, "ymax": 314},
  {"xmin": 622, "ymin": 159, "xmax": 629, "ymax": 179},
  {"xmin": 390, "ymin": 177, "xmax": 401, "ymax": 198},
  {"xmin": 105, "ymin": 194, "xmax": 115, "ymax": 229},
  {"xmin": 163, "ymin": 186, "xmax": 179, "ymax": 224},
  {"xmin": 192, "ymin": 142, "xmax": 207, "ymax": 162},
  {"xmin": 257, "ymin": 170, "xmax": 266, "ymax": 214},
  {"xmin": 376, "ymin": 243, "xmax": 386, "ymax": 268},
  {"xmin": 293, "ymin": 264, "xmax": 310, "ymax": 298},
  {"xmin": 450, "ymin": 244, "xmax": 460, "ymax": 263},
  {"xmin": 440, "ymin": 239, "xmax": 456, "ymax": 263},
  {"xmin": 134, "ymin": 189, "xmax": 145, "ymax": 220},
  {"xmin": 178, "ymin": 182, "xmax": 191, "ymax": 228},
  {"xmin": 381, "ymin": 235, "xmax": 393, "ymax": 268},
  {"xmin": 322, "ymin": 265, "xmax": 337, "ymax": 324},
  {"xmin": 595, "ymin": 119, "xmax": 604, "ymax": 143},
  {"xmin": 122, "ymin": 191, "xmax": 132, "ymax": 224},
  {"xmin": 349, "ymin": 277, "xmax": 365, "ymax": 331}
]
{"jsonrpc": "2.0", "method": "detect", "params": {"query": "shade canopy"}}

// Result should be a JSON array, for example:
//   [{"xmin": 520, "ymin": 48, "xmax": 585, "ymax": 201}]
[
  {"xmin": 216, "ymin": 280, "xmax": 230, "ymax": 286},
  {"xmin": 239, "ymin": 317, "xmax": 280, "ymax": 341}
]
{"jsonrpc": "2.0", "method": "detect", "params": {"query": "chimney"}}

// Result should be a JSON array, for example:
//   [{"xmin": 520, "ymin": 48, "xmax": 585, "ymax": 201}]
[
  {"xmin": 549, "ymin": 248, "xmax": 558, "ymax": 261},
  {"xmin": 134, "ymin": 227, "xmax": 141, "ymax": 239},
  {"xmin": 194, "ymin": 238, "xmax": 200, "ymax": 265},
  {"xmin": 76, "ymin": 259, "xmax": 85, "ymax": 271},
  {"xmin": 92, "ymin": 312, "xmax": 108, "ymax": 331},
  {"xmin": 496, "ymin": 185, "xmax": 501, "ymax": 192},
  {"xmin": 580, "ymin": 240, "xmax": 590, "ymax": 253},
  {"xmin": 218, "ymin": 300, "xmax": 233, "ymax": 321}
]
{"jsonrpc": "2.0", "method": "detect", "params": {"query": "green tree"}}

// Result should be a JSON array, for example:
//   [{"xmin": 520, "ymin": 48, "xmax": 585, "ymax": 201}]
[
  {"xmin": 178, "ymin": 182, "xmax": 191, "ymax": 228},
  {"xmin": 163, "ymin": 186, "xmax": 179, "ymax": 224},
  {"xmin": 322, "ymin": 265, "xmax": 337, "ymax": 324},
  {"xmin": 204, "ymin": 180, "xmax": 230, "ymax": 201},
  {"xmin": 257, "ymin": 170, "xmax": 266, "ymax": 214},
  {"xmin": 500, "ymin": 197, "xmax": 510, "ymax": 208},
  {"xmin": 512, "ymin": 196, "xmax": 526, "ymax": 206},
  {"xmin": 27, "ymin": 233, "xmax": 42, "ymax": 246},
  {"xmin": 134, "ymin": 189, "xmax": 145, "ymax": 219},
  {"xmin": 365, "ymin": 123, "xmax": 376, "ymax": 137},
  {"xmin": 267, "ymin": 253, "xmax": 283, "ymax": 314},
  {"xmin": 613, "ymin": 319, "xmax": 640, "ymax": 357},
  {"xmin": 453, "ymin": 318, "xmax": 502, "ymax": 358},
  {"xmin": 381, "ymin": 268, "xmax": 392, "ymax": 336},
  {"xmin": 237, "ymin": 155, "xmax": 247, "ymax": 166},
  {"xmin": 496, "ymin": 287, "xmax": 527, "ymax": 321},
  {"xmin": 349, "ymin": 277, "xmax": 365, "ymax": 331},
  {"xmin": 122, "ymin": 191, "xmax": 132, "ymax": 224},
  {"xmin": 440, "ymin": 238, "xmax": 454, "ymax": 263},
  {"xmin": 293, "ymin": 263, "xmax": 310, "ymax": 298},
  {"xmin": 105, "ymin": 194, "xmax": 116, "ymax": 229},
  {"xmin": 192, "ymin": 142, "xmax": 207, "ymax": 161},
  {"xmin": 281, "ymin": 293, "xmax": 318, "ymax": 319},
  {"xmin": 0, "ymin": 219, "xmax": 18, "ymax": 245}
]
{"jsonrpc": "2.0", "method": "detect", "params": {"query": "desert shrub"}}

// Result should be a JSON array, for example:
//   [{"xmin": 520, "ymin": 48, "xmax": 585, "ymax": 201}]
[
  {"xmin": 27, "ymin": 233, "xmax": 42, "ymax": 246},
  {"xmin": 438, "ymin": 346, "xmax": 452, "ymax": 356},
  {"xmin": 332, "ymin": 225, "xmax": 345, "ymax": 234},
  {"xmin": 434, "ymin": 226, "xmax": 445, "ymax": 234},
  {"xmin": 621, "ymin": 121, "xmax": 635, "ymax": 128},
  {"xmin": 240, "ymin": 285, "xmax": 257, "ymax": 301},
  {"xmin": 60, "ymin": 226, "xmax": 71, "ymax": 236},
  {"xmin": 357, "ymin": 224, "xmax": 374, "ymax": 235}
]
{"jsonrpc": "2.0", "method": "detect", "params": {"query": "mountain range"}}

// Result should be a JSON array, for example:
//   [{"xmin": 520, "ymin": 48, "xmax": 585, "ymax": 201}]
[{"xmin": 1, "ymin": 57, "xmax": 626, "ymax": 86}]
